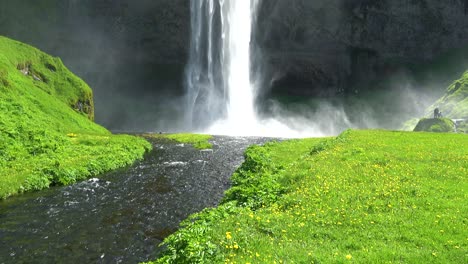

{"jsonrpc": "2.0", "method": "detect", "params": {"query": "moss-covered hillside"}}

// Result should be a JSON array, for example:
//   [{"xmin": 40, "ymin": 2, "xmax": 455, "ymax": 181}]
[
  {"xmin": 0, "ymin": 36, "xmax": 95, "ymax": 120},
  {"xmin": 430, "ymin": 70, "xmax": 468, "ymax": 119},
  {"xmin": 403, "ymin": 70, "xmax": 468, "ymax": 131},
  {"xmin": 0, "ymin": 36, "xmax": 151, "ymax": 199}
]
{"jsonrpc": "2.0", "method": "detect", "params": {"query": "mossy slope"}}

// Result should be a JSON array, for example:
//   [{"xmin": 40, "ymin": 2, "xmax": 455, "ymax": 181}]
[
  {"xmin": 430, "ymin": 71, "xmax": 468, "ymax": 119},
  {"xmin": 403, "ymin": 70, "xmax": 468, "ymax": 131},
  {"xmin": 0, "ymin": 36, "xmax": 151, "ymax": 199},
  {"xmin": 0, "ymin": 36, "xmax": 95, "ymax": 120}
]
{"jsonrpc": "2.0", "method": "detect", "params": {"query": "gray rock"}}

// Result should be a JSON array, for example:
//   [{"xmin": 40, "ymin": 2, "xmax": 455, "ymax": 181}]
[{"xmin": 255, "ymin": 0, "xmax": 468, "ymax": 96}]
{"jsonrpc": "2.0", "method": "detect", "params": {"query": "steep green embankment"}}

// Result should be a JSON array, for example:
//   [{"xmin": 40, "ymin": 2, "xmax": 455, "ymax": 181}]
[
  {"xmin": 431, "ymin": 71, "xmax": 468, "ymax": 119},
  {"xmin": 403, "ymin": 71, "xmax": 468, "ymax": 132},
  {"xmin": 0, "ymin": 36, "xmax": 151, "ymax": 199},
  {"xmin": 152, "ymin": 130, "xmax": 467, "ymax": 263}
]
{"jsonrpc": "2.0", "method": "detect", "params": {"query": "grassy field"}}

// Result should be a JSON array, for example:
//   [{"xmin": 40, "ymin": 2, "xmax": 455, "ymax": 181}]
[
  {"xmin": 0, "ymin": 36, "xmax": 151, "ymax": 199},
  {"xmin": 153, "ymin": 129, "xmax": 467, "ymax": 263}
]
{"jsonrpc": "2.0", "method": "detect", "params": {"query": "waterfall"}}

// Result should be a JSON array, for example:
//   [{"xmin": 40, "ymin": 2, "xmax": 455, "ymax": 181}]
[
  {"xmin": 223, "ymin": 0, "xmax": 259, "ymax": 128},
  {"xmin": 186, "ymin": 0, "xmax": 318, "ymax": 137},
  {"xmin": 186, "ymin": 0, "xmax": 259, "ymax": 133}
]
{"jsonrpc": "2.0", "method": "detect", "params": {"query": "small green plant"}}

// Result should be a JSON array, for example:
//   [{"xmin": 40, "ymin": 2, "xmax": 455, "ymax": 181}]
[
  {"xmin": 0, "ymin": 68, "xmax": 9, "ymax": 87},
  {"xmin": 165, "ymin": 133, "xmax": 213, "ymax": 149},
  {"xmin": 223, "ymin": 144, "xmax": 285, "ymax": 209}
]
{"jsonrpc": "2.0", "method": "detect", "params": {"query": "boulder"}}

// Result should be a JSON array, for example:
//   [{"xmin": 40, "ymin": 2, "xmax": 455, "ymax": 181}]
[{"xmin": 413, "ymin": 118, "xmax": 455, "ymax": 133}]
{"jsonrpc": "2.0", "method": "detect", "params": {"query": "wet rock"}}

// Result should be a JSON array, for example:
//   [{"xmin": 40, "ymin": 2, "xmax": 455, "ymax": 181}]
[
  {"xmin": 413, "ymin": 118, "xmax": 455, "ymax": 132},
  {"xmin": 73, "ymin": 100, "xmax": 92, "ymax": 116},
  {"xmin": 32, "ymin": 74, "xmax": 41, "ymax": 81}
]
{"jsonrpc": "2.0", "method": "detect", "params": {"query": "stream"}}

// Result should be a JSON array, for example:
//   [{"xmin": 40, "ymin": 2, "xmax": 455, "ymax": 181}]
[{"xmin": 0, "ymin": 136, "xmax": 272, "ymax": 263}]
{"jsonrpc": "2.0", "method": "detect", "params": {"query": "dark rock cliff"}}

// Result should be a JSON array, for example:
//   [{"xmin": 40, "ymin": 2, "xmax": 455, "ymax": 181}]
[
  {"xmin": 0, "ymin": 0, "xmax": 190, "ymax": 130},
  {"xmin": 256, "ymin": 0, "xmax": 468, "ymax": 97},
  {"xmin": 1, "ymin": 0, "xmax": 468, "ymax": 130}
]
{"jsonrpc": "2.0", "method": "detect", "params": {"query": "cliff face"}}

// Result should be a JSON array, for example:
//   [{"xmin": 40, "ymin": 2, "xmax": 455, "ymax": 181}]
[
  {"xmin": 0, "ymin": 0, "xmax": 190, "ymax": 130},
  {"xmin": 256, "ymin": 0, "xmax": 468, "ymax": 96},
  {"xmin": 1, "ymin": 0, "xmax": 468, "ymax": 130},
  {"xmin": 0, "ymin": 0, "xmax": 189, "ymax": 66}
]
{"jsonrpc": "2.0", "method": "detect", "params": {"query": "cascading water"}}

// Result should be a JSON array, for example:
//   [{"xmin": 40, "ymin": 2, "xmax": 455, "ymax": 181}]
[
  {"xmin": 186, "ymin": 0, "xmax": 322, "ymax": 137},
  {"xmin": 222, "ymin": 0, "xmax": 258, "ymax": 130},
  {"xmin": 186, "ymin": 0, "xmax": 259, "ymax": 132}
]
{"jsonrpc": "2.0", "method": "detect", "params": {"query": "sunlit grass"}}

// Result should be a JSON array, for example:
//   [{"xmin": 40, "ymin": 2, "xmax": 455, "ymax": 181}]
[
  {"xmin": 0, "ymin": 36, "xmax": 151, "ymax": 199},
  {"xmin": 153, "ymin": 129, "xmax": 467, "ymax": 263}
]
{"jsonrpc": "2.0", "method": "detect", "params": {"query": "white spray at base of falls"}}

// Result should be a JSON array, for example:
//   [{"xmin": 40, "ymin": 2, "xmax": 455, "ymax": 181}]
[
  {"xmin": 206, "ymin": 0, "xmax": 259, "ymax": 136},
  {"xmin": 186, "ymin": 0, "xmax": 327, "ymax": 138}
]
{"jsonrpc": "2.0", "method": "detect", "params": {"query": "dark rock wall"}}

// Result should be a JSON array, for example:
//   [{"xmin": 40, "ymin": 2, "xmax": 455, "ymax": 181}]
[
  {"xmin": 0, "ymin": 0, "xmax": 189, "ymax": 73},
  {"xmin": 256, "ymin": 0, "xmax": 468, "ymax": 96},
  {"xmin": 1, "ymin": 0, "xmax": 468, "ymax": 130},
  {"xmin": 0, "ymin": 0, "xmax": 190, "ymax": 130}
]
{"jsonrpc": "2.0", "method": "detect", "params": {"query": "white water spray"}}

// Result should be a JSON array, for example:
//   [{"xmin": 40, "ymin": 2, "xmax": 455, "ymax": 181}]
[
  {"xmin": 187, "ymin": 0, "xmax": 325, "ymax": 137},
  {"xmin": 206, "ymin": 0, "xmax": 260, "ymax": 135}
]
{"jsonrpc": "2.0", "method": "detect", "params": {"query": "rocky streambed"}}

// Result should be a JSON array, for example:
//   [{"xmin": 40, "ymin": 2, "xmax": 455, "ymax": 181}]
[{"xmin": 0, "ymin": 136, "xmax": 272, "ymax": 263}]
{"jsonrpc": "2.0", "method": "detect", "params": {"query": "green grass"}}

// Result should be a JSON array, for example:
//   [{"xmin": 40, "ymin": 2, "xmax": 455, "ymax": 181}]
[
  {"xmin": 0, "ymin": 36, "xmax": 151, "ymax": 199},
  {"xmin": 165, "ymin": 133, "xmax": 213, "ymax": 149},
  {"xmin": 0, "ymin": 36, "xmax": 95, "ymax": 120},
  {"xmin": 143, "ymin": 133, "xmax": 213, "ymax": 150},
  {"xmin": 152, "ymin": 129, "xmax": 467, "ymax": 263}
]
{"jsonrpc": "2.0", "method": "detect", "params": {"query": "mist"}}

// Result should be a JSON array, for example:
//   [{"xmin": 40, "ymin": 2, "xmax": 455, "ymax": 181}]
[
  {"xmin": 1, "ymin": 0, "xmax": 467, "ymax": 136},
  {"xmin": 247, "ymin": 0, "xmax": 468, "ymax": 136},
  {"xmin": 0, "ymin": 0, "xmax": 190, "ymax": 132},
  {"xmin": 257, "ymin": 80, "xmax": 444, "ymax": 137}
]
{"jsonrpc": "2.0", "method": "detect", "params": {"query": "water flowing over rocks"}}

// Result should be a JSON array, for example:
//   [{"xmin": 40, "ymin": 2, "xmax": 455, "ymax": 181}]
[{"xmin": 0, "ymin": 136, "xmax": 272, "ymax": 263}]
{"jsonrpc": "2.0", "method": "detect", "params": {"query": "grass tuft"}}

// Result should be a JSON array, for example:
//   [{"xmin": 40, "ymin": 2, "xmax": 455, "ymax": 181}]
[{"xmin": 165, "ymin": 133, "xmax": 213, "ymax": 149}]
